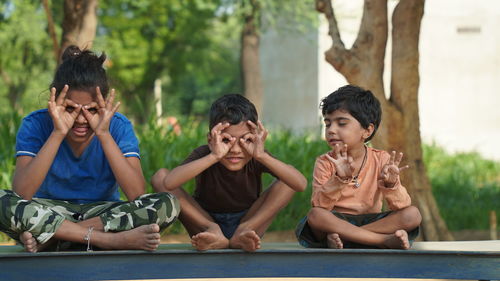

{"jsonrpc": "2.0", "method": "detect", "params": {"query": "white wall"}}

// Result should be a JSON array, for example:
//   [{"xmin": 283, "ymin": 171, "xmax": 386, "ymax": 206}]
[
  {"xmin": 419, "ymin": 0, "xmax": 500, "ymax": 160},
  {"xmin": 260, "ymin": 22, "xmax": 320, "ymax": 133},
  {"xmin": 261, "ymin": 0, "xmax": 500, "ymax": 160}
]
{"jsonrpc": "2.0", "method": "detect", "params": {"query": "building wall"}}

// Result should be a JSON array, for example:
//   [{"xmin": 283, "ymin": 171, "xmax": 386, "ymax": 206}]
[{"xmin": 260, "ymin": 25, "xmax": 320, "ymax": 133}]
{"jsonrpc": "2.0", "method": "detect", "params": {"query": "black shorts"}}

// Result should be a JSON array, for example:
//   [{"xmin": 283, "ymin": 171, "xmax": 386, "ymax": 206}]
[
  {"xmin": 208, "ymin": 209, "xmax": 249, "ymax": 239},
  {"xmin": 295, "ymin": 210, "xmax": 420, "ymax": 248}
]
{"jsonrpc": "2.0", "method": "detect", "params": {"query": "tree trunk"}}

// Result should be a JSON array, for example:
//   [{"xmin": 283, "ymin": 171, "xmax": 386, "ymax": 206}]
[
  {"xmin": 316, "ymin": 0, "xmax": 453, "ymax": 241},
  {"xmin": 241, "ymin": 0, "xmax": 264, "ymax": 116},
  {"xmin": 42, "ymin": 0, "xmax": 60, "ymax": 62},
  {"xmin": 59, "ymin": 0, "xmax": 98, "ymax": 63}
]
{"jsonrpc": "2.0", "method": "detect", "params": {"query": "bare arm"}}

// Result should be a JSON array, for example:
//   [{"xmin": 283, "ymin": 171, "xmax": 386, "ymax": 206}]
[
  {"xmin": 97, "ymin": 132, "xmax": 145, "ymax": 200},
  {"xmin": 241, "ymin": 121, "xmax": 307, "ymax": 192},
  {"xmin": 163, "ymin": 122, "xmax": 234, "ymax": 190},
  {"xmin": 12, "ymin": 132, "xmax": 65, "ymax": 199},
  {"xmin": 13, "ymin": 85, "xmax": 80, "ymax": 199},
  {"xmin": 162, "ymin": 153, "xmax": 219, "ymax": 190},
  {"xmin": 85, "ymin": 88, "xmax": 145, "ymax": 200},
  {"xmin": 255, "ymin": 153, "xmax": 307, "ymax": 192}
]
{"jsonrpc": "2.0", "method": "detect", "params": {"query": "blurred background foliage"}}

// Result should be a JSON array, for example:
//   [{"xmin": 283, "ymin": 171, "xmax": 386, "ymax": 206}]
[
  {"xmin": 0, "ymin": 111, "xmax": 499, "ymax": 235},
  {"xmin": 0, "ymin": 0, "xmax": 498, "ymax": 238}
]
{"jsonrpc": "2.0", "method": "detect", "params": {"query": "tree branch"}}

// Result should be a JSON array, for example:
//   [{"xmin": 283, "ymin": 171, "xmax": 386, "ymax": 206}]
[
  {"xmin": 351, "ymin": 0, "xmax": 388, "ymax": 81},
  {"xmin": 315, "ymin": 0, "xmax": 349, "ymax": 73},
  {"xmin": 42, "ymin": 0, "xmax": 60, "ymax": 63}
]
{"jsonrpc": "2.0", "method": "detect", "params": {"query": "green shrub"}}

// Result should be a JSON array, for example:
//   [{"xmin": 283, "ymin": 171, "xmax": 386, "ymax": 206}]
[
  {"xmin": 423, "ymin": 144, "xmax": 500, "ymax": 230},
  {"xmin": 0, "ymin": 111, "xmax": 21, "ymax": 190}
]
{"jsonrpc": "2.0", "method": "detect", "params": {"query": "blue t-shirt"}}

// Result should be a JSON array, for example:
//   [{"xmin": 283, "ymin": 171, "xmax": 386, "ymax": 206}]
[{"xmin": 15, "ymin": 109, "xmax": 140, "ymax": 204}]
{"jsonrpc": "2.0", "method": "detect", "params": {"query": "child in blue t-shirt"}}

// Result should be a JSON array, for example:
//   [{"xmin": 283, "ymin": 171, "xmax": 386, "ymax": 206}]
[{"xmin": 0, "ymin": 46, "xmax": 179, "ymax": 252}]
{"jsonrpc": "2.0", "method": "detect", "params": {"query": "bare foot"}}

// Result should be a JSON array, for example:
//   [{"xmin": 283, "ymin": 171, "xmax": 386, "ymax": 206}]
[
  {"xmin": 20, "ymin": 232, "xmax": 38, "ymax": 253},
  {"xmin": 229, "ymin": 230, "xmax": 261, "ymax": 252},
  {"xmin": 326, "ymin": 233, "xmax": 343, "ymax": 249},
  {"xmin": 20, "ymin": 232, "xmax": 55, "ymax": 253},
  {"xmin": 383, "ymin": 230, "xmax": 410, "ymax": 249},
  {"xmin": 191, "ymin": 231, "xmax": 229, "ymax": 251},
  {"xmin": 99, "ymin": 224, "xmax": 162, "ymax": 251}
]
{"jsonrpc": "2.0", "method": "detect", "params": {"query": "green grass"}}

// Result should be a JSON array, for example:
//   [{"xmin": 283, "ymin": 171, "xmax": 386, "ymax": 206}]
[{"xmin": 0, "ymin": 111, "xmax": 498, "ymax": 238}]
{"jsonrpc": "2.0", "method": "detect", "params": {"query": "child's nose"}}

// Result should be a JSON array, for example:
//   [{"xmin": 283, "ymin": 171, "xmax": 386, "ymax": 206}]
[
  {"xmin": 229, "ymin": 141, "xmax": 242, "ymax": 153},
  {"xmin": 75, "ymin": 111, "xmax": 87, "ymax": 123},
  {"xmin": 326, "ymin": 126, "xmax": 336, "ymax": 134}
]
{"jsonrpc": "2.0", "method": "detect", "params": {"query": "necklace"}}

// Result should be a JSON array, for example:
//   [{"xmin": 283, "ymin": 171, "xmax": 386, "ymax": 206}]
[{"xmin": 352, "ymin": 146, "xmax": 368, "ymax": 188}]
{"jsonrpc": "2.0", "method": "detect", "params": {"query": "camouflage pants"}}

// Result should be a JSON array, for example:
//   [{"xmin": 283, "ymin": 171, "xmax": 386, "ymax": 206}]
[{"xmin": 0, "ymin": 190, "xmax": 179, "ymax": 244}]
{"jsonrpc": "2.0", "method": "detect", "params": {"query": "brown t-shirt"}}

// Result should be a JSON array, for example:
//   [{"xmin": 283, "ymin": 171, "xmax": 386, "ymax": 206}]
[{"xmin": 182, "ymin": 145, "xmax": 274, "ymax": 213}]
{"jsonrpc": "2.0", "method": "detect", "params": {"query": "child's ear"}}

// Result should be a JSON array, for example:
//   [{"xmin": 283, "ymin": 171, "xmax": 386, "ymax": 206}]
[
  {"xmin": 207, "ymin": 132, "xmax": 212, "ymax": 143},
  {"xmin": 363, "ymin": 124, "xmax": 375, "ymax": 140}
]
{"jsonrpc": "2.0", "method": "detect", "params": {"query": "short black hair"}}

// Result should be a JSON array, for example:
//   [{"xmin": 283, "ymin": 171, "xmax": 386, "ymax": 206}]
[
  {"xmin": 209, "ymin": 94, "xmax": 258, "ymax": 130},
  {"xmin": 320, "ymin": 85, "xmax": 381, "ymax": 142},
  {"xmin": 51, "ymin": 45, "xmax": 109, "ymax": 98}
]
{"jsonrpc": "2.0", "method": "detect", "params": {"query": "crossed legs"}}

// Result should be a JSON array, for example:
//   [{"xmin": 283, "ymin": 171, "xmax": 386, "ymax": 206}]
[
  {"xmin": 21, "ymin": 217, "xmax": 161, "ymax": 253},
  {"xmin": 8, "ymin": 191, "xmax": 178, "ymax": 253},
  {"xmin": 307, "ymin": 206, "xmax": 422, "ymax": 249}
]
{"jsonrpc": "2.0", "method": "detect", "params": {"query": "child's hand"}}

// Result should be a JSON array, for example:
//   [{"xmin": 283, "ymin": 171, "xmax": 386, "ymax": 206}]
[
  {"xmin": 208, "ymin": 122, "xmax": 235, "ymax": 160},
  {"xmin": 326, "ymin": 144, "xmax": 354, "ymax": 181},
  {"xmin": 48, "ymin": 85, "xmax": 81, "ymax": 136},
  {"xmin": 240, "ymin": 120, "xmax": 268, "ymax": 159},
  {"xmin": 379, "ymin": 151, "xmax": 409, "ymax": 188},
  {"xmin": 83, "ymin": 87, "xmax": 120, "ymax": 136}
]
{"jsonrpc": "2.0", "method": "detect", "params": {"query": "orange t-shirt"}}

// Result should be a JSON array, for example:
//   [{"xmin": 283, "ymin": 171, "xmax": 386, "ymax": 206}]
[{"xmin": 311, "ymin": 147, "xmax": 411, "ymax": 215}]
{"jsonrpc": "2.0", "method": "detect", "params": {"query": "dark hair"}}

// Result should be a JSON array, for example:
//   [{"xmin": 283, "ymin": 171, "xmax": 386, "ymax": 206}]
[
  {"xmin": 320, "ymin": 85, "xmax": 382, "ymax": 141},
  {"xmin": 209, "ymin": 94, "xmax": 258, "ymax": 130},
  {"xmin": 50, "ymin": 45, "xmax": 109, "ymax": 98}
]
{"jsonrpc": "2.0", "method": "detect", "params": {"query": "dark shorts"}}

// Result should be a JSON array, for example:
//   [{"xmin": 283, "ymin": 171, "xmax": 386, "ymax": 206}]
[
  {"xmin": 295, "ymin": 210, "xmax": 420, "ymax": 248},
  {"xmin": 208, "ymin": 209, "xmax": 248, "ymax": 239}
]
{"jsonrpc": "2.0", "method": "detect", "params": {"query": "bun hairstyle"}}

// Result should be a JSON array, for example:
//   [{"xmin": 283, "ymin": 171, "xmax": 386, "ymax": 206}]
[{"xmin": 51, "ymin": 45, "xmax": 109, "ymax": 98}]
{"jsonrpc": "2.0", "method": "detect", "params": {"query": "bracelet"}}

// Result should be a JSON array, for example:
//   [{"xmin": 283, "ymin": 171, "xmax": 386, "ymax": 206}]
[{"xmin": 83, "ymin": 227, "xmax": 94, "ymax": 252}]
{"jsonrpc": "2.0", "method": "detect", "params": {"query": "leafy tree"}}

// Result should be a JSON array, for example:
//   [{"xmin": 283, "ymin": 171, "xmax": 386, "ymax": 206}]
[
  {"xmin": 98, "ymin": 0, "xmax": 242, "ymax": 122},
  {"xmin": 0, "ymin": 0, "xmax": 54, "ymax": 112}
]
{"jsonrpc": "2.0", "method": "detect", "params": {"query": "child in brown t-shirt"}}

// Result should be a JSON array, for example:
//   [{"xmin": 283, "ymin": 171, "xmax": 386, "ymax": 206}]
[{"xmin": 152, "ymin": 94, "xmax": 307, "ymax": 252}]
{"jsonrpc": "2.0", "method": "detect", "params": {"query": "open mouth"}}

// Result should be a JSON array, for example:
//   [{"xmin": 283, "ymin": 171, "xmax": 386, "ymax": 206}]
[
  {"xmin": 328, "ymin": 139, "xmax": 343, "ymax": 145},
  {"xmin": 72, "ymin": 126, "xmax": 89, "ymax": 137}
]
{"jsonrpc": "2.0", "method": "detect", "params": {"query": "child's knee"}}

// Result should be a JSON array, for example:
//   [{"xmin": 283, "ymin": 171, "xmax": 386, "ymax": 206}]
[
  {"xmin": 307, "ymin": 207, "xmax": 328, "ymax": 228},
  {"xmin": 161, "ymin": 192, "xmax": 181, "ymax": 216},
  {"xmin": 151, "ymin": 168, "xmax": 170, "ymax": 191},
  {"xmin": 400, "ymin": 206, "xmax": 422, "ymax": 229},
  {"xmin": 155, "ymin": 192, "xmax": 180, "ymax": 229}
]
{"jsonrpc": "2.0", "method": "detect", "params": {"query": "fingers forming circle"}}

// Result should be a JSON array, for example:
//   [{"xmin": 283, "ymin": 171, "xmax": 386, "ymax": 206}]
[
  {"xmin": 96, "ymin": 87, "xmax": 106, "ymax": 108},
  {"xmin": 56, "ymin": 84, "xmax": 69, "ymax": 105}
]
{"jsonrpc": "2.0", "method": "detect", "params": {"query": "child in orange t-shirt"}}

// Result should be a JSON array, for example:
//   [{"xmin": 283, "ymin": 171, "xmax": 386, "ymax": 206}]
[{"xmin": 295, "ymin": 85, "xmax": 421, "ymax": 249}]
